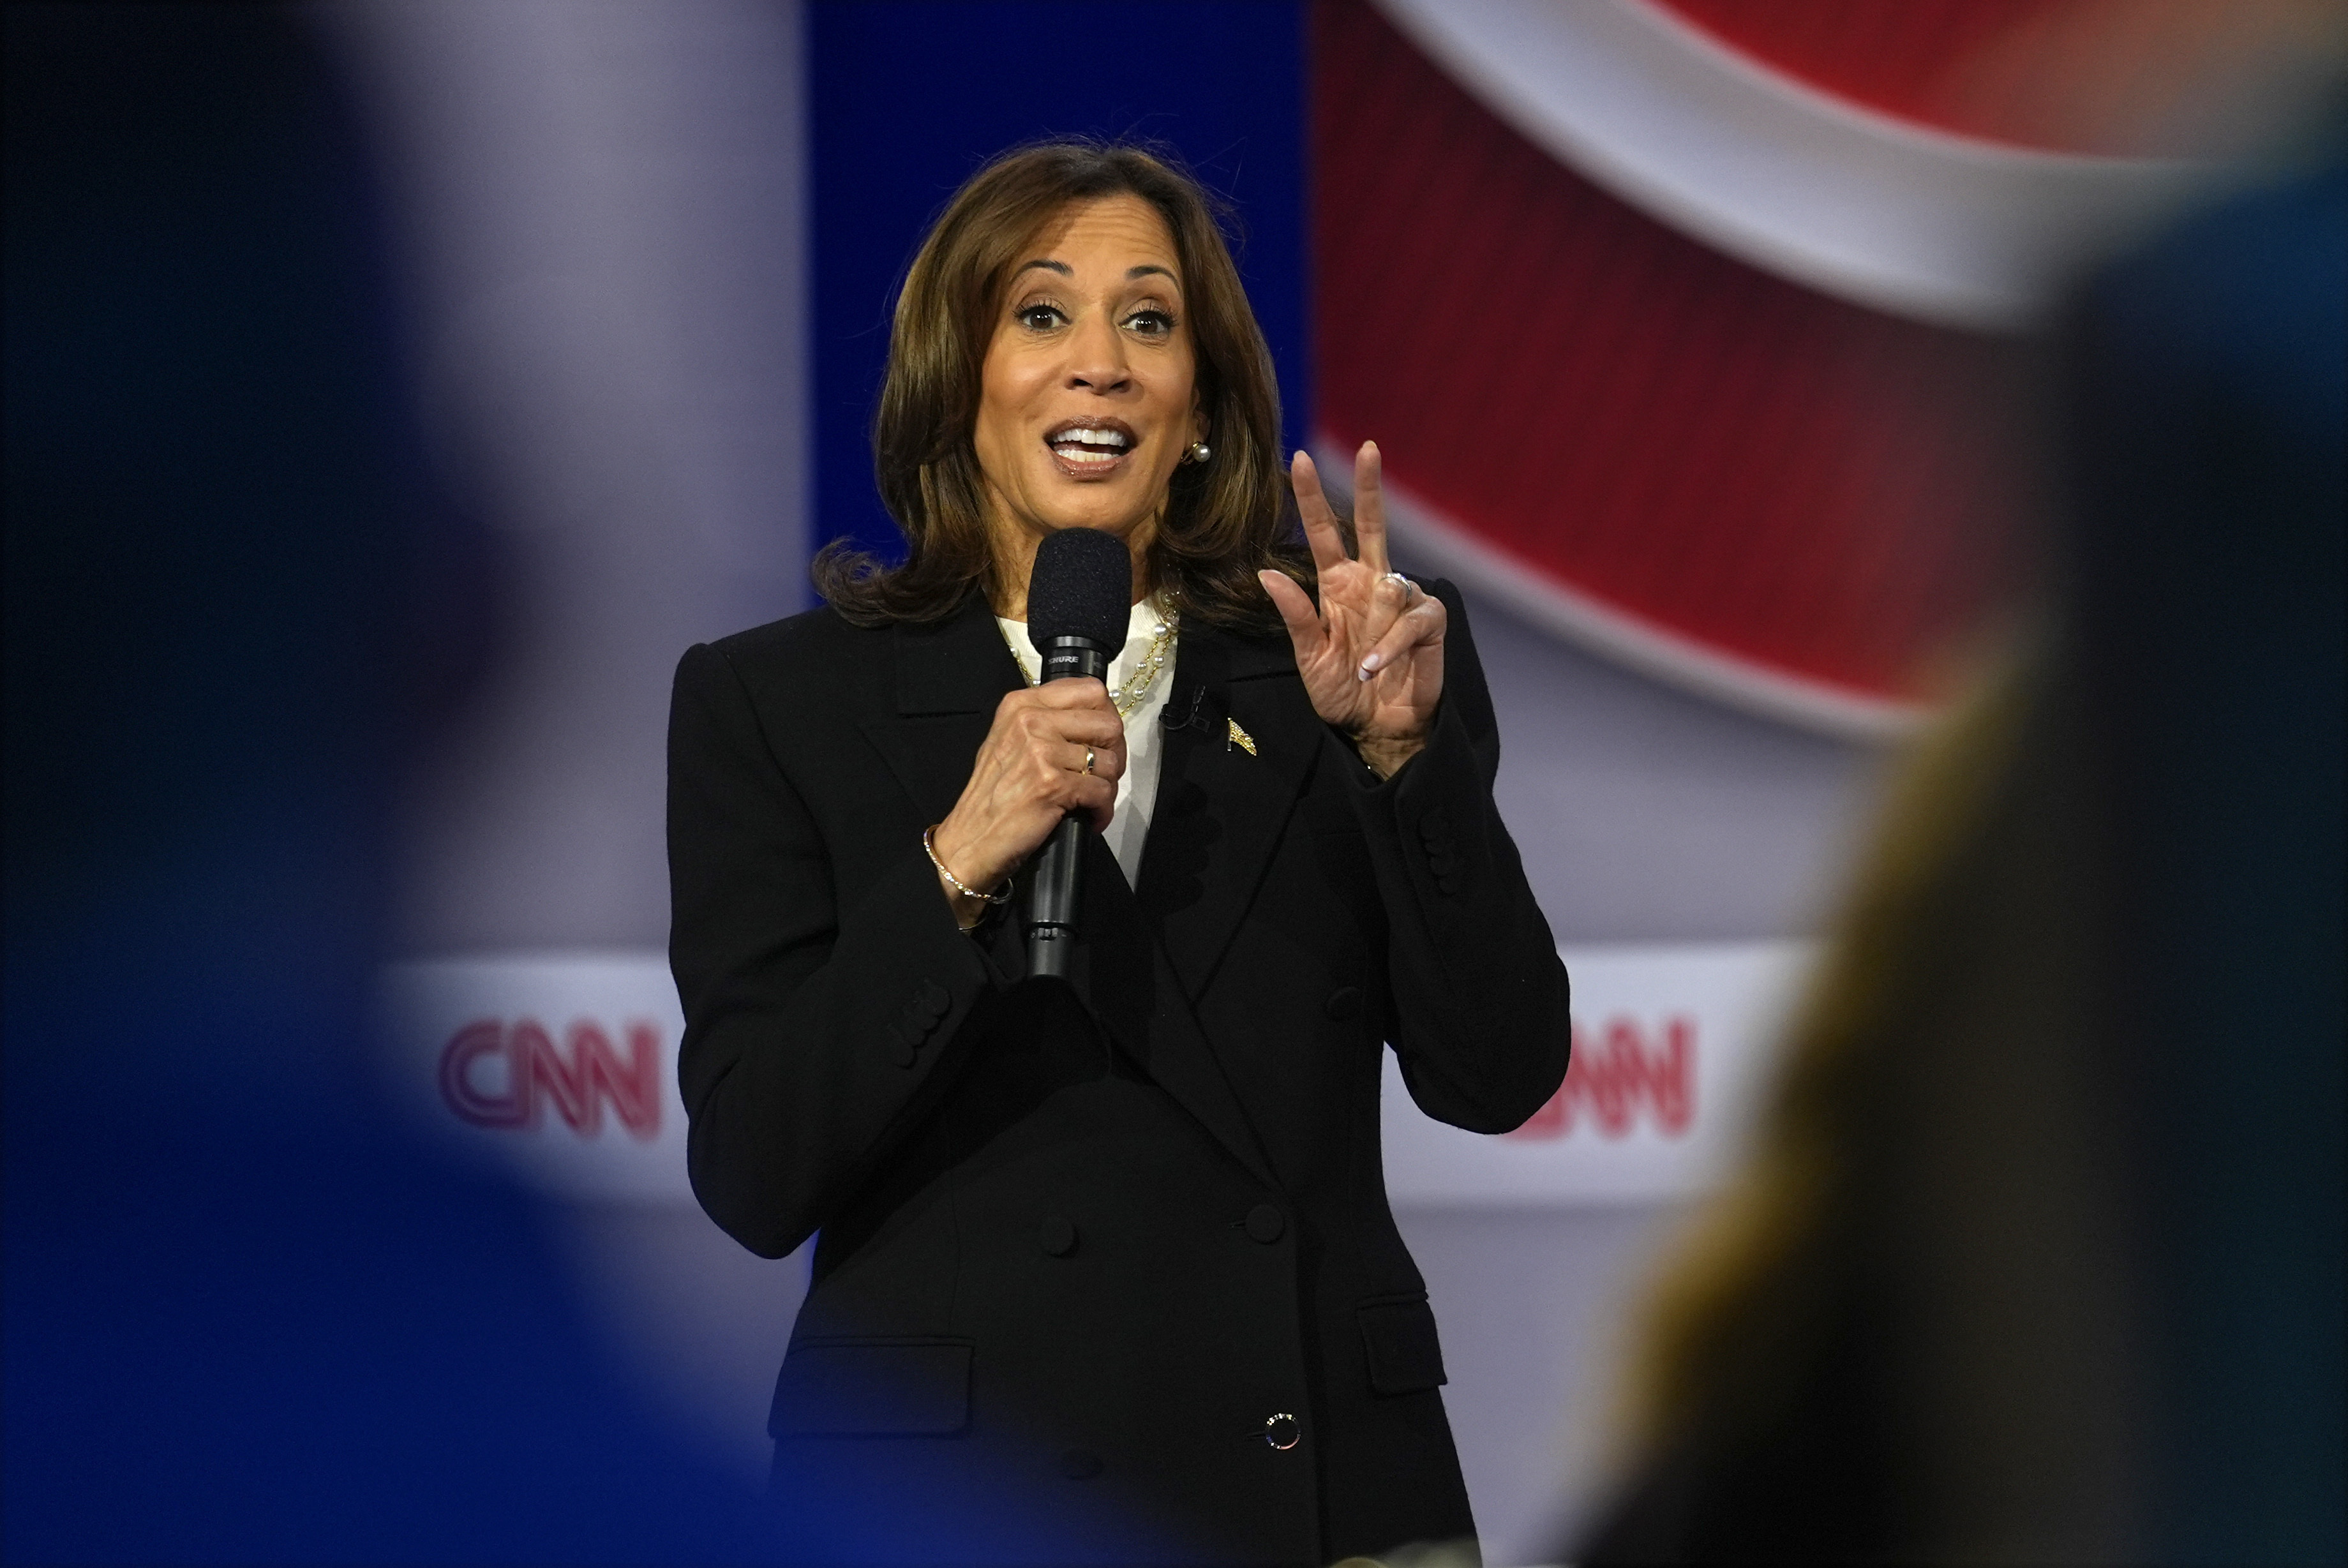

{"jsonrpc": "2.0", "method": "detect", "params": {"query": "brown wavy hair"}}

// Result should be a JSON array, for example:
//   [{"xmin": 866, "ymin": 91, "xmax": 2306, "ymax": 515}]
[{"xmin": 812, "ymin": 138, "xmax": 1314, "ymax": 629}]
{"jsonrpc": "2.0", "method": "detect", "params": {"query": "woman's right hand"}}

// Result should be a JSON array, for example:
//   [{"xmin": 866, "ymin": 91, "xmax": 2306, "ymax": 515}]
[{"xmin": 929, "ymin": 680, "xmax": 1125, "ymax": 916}]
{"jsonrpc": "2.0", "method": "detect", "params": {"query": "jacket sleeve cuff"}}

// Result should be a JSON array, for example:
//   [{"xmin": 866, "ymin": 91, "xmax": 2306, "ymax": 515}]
[
  {"xmin": 834, "ymin": 843, "xmax": 1003, "ymax": 1074},
  {"xmin": 1329, "ymin": 695, "xmax": 1491, "ymax": 900}
]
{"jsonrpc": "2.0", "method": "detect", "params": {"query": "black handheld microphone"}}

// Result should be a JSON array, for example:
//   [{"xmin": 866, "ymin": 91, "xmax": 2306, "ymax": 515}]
[{"xmin": 1022, "ymin": 528, "xmax": 1132, "ymax": 979}]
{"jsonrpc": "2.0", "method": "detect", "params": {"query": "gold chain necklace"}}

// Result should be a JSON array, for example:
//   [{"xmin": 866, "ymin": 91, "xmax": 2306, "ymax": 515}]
[{"xmin": 1006, "ymin": 594, "xmax": 1178, "ymax": 721}]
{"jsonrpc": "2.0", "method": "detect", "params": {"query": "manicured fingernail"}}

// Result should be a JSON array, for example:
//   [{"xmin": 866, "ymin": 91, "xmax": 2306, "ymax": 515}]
[{"xmin": 1357, "ymin": 655, "xmax": 1380, "ymax": 680}]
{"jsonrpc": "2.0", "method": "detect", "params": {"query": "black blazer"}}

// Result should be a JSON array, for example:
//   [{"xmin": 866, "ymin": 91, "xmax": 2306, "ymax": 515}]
[{"xmin": 667, "ymin": 581, "xmax": 1570, "ymax": 1565}]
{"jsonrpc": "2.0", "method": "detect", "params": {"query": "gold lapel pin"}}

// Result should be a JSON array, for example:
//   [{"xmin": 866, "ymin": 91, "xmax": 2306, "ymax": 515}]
[{"xmin": 1226, "ymin": 717, "xmax": 1257, "ymax": 756}]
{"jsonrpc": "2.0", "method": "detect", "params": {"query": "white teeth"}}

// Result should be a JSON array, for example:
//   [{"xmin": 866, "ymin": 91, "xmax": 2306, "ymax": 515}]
[{"xmin": 1051, "ymin": 426, "xmax": 1130, "ymax": 450}]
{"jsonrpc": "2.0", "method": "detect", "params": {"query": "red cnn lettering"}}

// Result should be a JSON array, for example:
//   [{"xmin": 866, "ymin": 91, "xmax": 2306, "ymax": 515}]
[
  {"xmin": 1506, "ymin": 1015, "xmax": 1693, "ymax": 1140},
  {"xmin": 436, "ymin": 1019, "xmax": 662, "ymax": 1139},
  {"xmin": 438, "ymin": 1019, "xmax": 527, "ymax": 1128}
]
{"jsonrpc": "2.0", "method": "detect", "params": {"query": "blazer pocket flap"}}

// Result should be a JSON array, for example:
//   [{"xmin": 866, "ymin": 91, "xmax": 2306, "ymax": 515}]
[
  {"xmin": 769, "ymin": 1338, "xmax": 973, "ymax": 1437},
  {"xmin": 1357, "ymin": 1297, "xmax": 1447, "ymax": 1396}
]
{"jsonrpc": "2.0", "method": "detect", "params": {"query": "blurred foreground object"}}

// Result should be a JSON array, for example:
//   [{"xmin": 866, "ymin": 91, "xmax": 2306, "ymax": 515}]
[
  {"xmin": 1573, "ymin": 98, "xmax": 2345, "ymax": 1565},
  {"xmin": 1, "ymin": 6, "xmax": 791, "ymax": 1559}
]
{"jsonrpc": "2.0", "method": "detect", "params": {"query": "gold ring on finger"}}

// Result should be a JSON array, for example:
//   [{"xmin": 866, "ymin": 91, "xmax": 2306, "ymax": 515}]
[{"xmin": 1082, "ymin": 747, "xmax": 1096, "ymax": 776}]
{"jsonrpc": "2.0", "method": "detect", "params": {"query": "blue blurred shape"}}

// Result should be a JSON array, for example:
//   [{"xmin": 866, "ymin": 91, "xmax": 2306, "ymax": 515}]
[{"xmin": 1, "ymin": 6, "xmax": 804, "ymax": 1559}]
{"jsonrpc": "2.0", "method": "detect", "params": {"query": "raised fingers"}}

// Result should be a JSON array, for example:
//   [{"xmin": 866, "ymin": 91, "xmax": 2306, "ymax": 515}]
[
  {"xmin": 1352, "ymin": 441, "xmax": 1389, "ymax": 576},
  {"xmin": 1259, "ymin": 568, "xmax": 1326, "ymax": 659},
  {"xmin": 1287, "ymin": 449, "xmax": 1350, "ymax": 574}
]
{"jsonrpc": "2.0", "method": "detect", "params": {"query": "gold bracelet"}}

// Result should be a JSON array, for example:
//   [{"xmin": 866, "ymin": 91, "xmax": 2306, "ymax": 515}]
[{"xmin": 923, "ymin": 825, "xmax": 1010, "ymax": 904}]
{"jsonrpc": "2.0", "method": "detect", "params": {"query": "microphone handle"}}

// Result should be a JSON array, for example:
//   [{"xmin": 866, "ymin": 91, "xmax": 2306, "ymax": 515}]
[{"xmin": 1026, "ymin": 636, "xmax": 1111, "ymax": 978}]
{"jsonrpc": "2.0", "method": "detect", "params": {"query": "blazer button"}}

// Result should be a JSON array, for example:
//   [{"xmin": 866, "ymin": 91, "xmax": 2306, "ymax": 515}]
[
  {"xmin": 1324, "ymin": 985, "xmax": 1363, "ymax": 1021},
  {"xmin": 1058, "ymin": 1447, "xmax": 1102, "ymax": 1480},
  {"xmin": 1262, "ymin": 1412, "xmax": 1301, "ymax": 1451},
  {"xmin": 1039, "ymin": 1214, "xmax": 1078, "ymax": 1257},
  {"xmin": 1245, "ymin": 1204, "xmax": 1285, "ymax": 1244}
]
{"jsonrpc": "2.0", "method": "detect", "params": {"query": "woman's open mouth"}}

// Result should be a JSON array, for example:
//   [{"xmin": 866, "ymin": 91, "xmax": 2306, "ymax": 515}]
[{"xmin": 1045, "ymin": 419, "xmax": 1136, "ymax": 478}]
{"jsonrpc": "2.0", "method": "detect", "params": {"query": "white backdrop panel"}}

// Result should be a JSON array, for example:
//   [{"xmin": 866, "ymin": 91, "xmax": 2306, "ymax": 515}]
[{"xmin": 379, "ymin": 942, "xmax": 1813, "ymax": 1210}]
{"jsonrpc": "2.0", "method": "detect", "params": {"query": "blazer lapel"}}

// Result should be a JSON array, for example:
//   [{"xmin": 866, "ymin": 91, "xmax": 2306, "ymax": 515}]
[
  {"xmin": 1074, "ymin": 833, "xmax": 1279, "ymax": 1190},
  {"xmin": 1137, "ymin": 622, "xmax": 1322, "ymax": 1002},
  {"xmin": 857, "ymin": 594, "xmax": 1022, "ymax": 826}
]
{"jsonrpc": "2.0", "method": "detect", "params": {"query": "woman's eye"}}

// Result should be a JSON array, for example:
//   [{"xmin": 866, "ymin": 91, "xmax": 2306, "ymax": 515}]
[
  {"xmin": 1016, "ymin": 304, "xmax": 1064, "ymax": 331},
  {"xmin": 1125, "ymin": 310, "xmax": 1174, "ymax": 337}
]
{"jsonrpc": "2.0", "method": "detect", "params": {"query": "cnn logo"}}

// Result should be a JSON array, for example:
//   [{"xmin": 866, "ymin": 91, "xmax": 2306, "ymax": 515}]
[
  {"xmin": 437, "ymin": 1018, "xmax": 662, "ymax": 1139},
  {"xmin": 1507, "ymin": 1015, "xmax": 1693, "ymax": 1140}
]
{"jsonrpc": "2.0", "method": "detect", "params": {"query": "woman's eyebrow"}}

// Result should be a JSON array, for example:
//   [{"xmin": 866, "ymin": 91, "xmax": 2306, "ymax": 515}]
[{"xmin": 1008, "ymin": 260, "xmax": 1178, "ymax": 285}]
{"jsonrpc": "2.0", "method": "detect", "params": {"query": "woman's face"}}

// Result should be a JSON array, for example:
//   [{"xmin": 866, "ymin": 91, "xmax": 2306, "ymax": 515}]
[{"xmin": 972, "ymin": 194, "xmax": 1204, "ymax": 581}]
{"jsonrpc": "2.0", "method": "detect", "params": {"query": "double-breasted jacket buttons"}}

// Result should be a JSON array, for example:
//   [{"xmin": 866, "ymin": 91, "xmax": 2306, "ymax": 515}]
[
  {"xmin": 1244, "ymin": 1204, "xmax": 1286, "ymax": 1244},
  {"xmin": 890, "ymin": 979, "xmax": 952, "ymax": 1068},
  {"xmin": 1038, "ymin": 1214, "xmax": 1078, "ymax": 1257},
  {"xmin": 1261, "ymin": 1412, "xmax": 1301, "ymax": 1451}
]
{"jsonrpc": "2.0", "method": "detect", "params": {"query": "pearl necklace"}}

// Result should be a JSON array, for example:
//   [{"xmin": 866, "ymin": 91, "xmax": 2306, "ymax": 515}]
[{"xmin": 1007, "ymin": 595, "xmax": 1178, "ymax": 721}]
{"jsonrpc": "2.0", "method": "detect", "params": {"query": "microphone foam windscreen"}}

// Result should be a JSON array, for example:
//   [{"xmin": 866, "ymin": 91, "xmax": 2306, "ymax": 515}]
[{"xmin": 1026, "ymin": 528, "xmax": 1132, "ymax": 649}]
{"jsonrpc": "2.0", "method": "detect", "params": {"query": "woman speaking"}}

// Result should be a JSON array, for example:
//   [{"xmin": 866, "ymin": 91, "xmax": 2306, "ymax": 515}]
[{"xmin": 668, "ymin": 141, "xmax": 1570, "ymax": 1565}]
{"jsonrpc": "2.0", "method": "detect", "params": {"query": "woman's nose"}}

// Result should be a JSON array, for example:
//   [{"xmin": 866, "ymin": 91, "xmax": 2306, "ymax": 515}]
[{"xmin": 1064, "ymin": 310, "xmax": 1130, "ymax": 392}]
